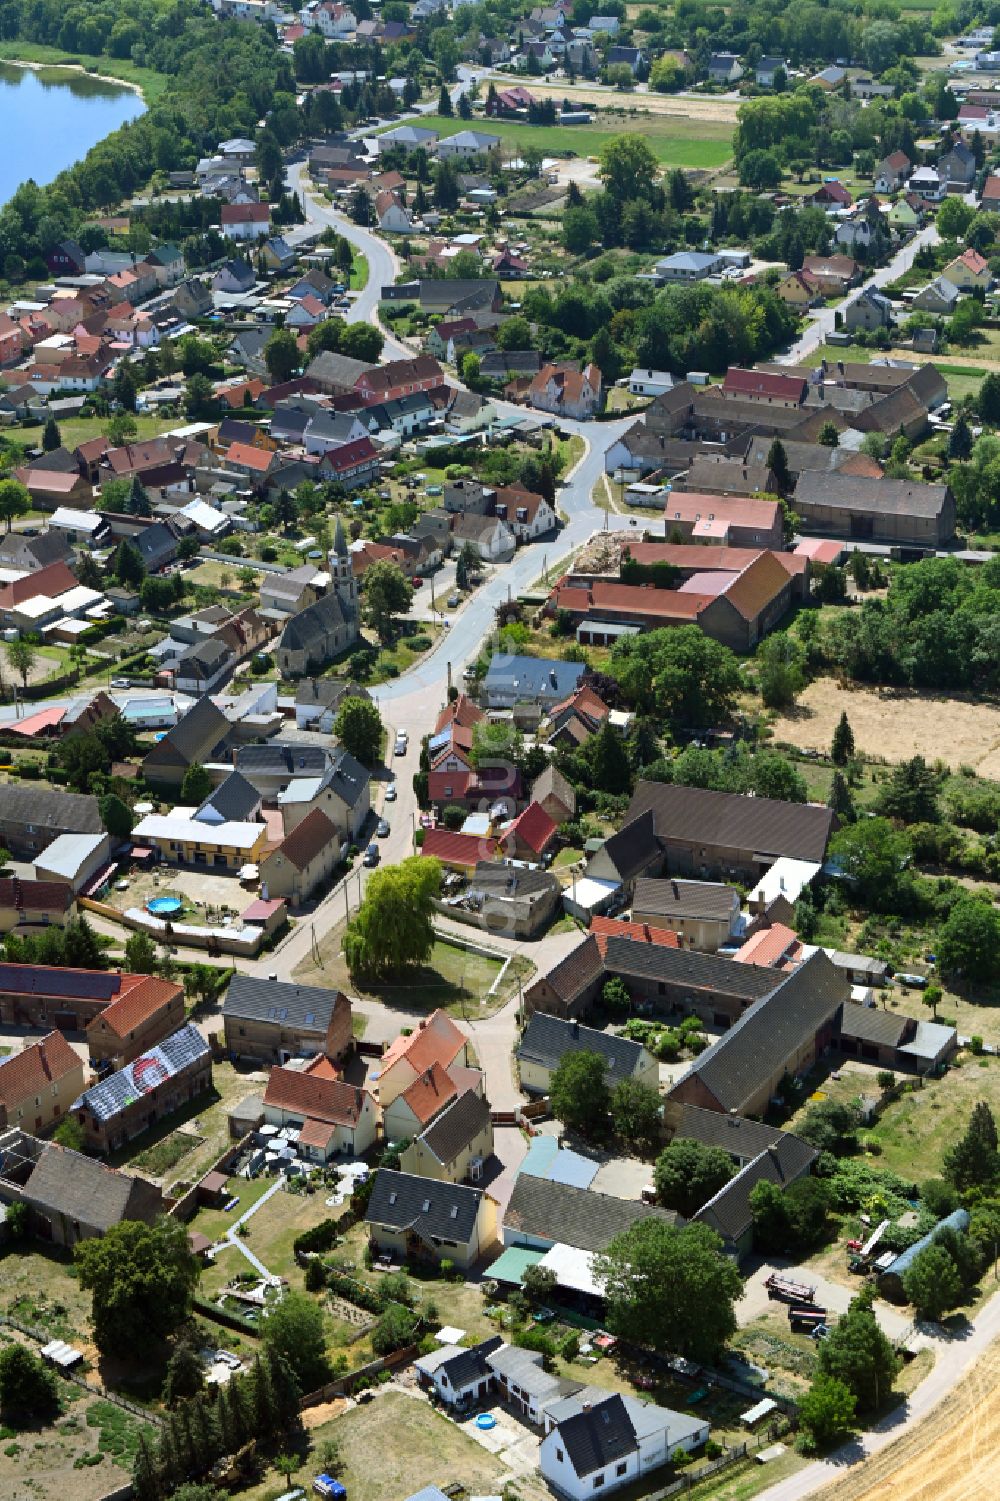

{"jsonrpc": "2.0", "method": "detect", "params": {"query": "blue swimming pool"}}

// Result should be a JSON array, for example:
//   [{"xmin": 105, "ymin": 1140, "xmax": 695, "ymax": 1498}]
[{"xmin": 147, "ymin": 896, "xmax": 183, "ymax": 916}]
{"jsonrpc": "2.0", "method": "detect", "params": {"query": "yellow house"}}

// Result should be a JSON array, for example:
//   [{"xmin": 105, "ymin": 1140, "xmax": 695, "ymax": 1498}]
[
  {"xmin": 943, "ymin": 247, "xmax": 991, "ymax": 290},
  {"xmin": 776, "ymin": 270, "xmax": 820, "ymax": 307},
  {"xmin": 130, "ymin": 810, "xmax": 267, "ymax": 870},
  {"xmin": 365, "ymin": 1168, "xmax": 499, "ymax": 1270},
  {"xmin": 400, "ymin": 1090, "xmax": 495, "ymax": 1185},
  {"xmin": 0, "ymin": 1031, "xmax": 86, "ymax": 1135}
]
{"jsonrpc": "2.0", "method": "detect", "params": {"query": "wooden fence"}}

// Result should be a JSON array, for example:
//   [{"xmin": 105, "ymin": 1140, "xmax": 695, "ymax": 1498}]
[{"xmin": 299, "ymin": 1343, "xmax": 420, "ymax": 1408}]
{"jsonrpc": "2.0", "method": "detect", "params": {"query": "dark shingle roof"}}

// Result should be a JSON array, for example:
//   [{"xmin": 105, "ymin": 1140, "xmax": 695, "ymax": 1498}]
[
  {"xmin": 673, "ymin": 1103, "xmax": 817, "ymax": 1176},
  {"xmin": 72, "ymin": 1024, "xmax": 209, "ymax": 1123},
  {"xmin": 224, "ymin": 975, "xmax": 348, "ymax": 1034},
  {"xmin": 0, "ymin": 787, "xmax": 102, "ymax": 836},
  {"xmin": 365, "ymin": 1168, "xmax": 486, "ymax": 1245},
  {"xmin": 196, "ymin": 770, "xmax": 260, "ymax": 824},
  {"xmin": 148, "ymin": 696, "xmax": 229, "ymax": 768},
  {"xmin": 21, "ymin": 1141, "xmax": 161, "ymax": 1232},
  {"xmin": 438, "ymin": 1335, "xmax": 504, "ymax": 1391},
  {"xmin": 626, "ymin": 782, "xmax": 834, "ymax": 864},
  {"xmin": 322, "ymin": 747, "xmax": 369, "ymax": 810},
  {"xmin": 694, "ymin": 1140, "xmax": 814, "ymax": 1244},
  {"xmin": 678, "ymin": 950, "xmax": 848, "ymax": 1113},
  {"xmin": 530, "ymin": 934, "xmax": 604, "ymax": 1007},
  {"xmin": 517, "ymin": 1012, "xmax": 649, "ymax": 1080},
  {"xmin": 603, "ymin": 936, "xmax": 779, "ymax": 1001},
  {"xmin": 838, "ymin": 1001, "xmax": 911, "ymax": 1047},
  {"xmin": 278, "ymin": 592, "xmax": 353, "ymax": 654},
  {"xmin": 419, "ymin": 1090, "xmax": 492, "ymax": 1165},
  {"xmin": 504, "ymin": 1176, "xmax": 679, "ymax": 1253},
  {"xmin": 794, "ymin": 472, "xmax": 950, "ymax": 520},
  {"xmin": 558, "ymin": 1395, "xmax": 638, "ymax": 1479},
  {"xmin": 632, "ymin": 876, "xmax": 738, "ymax": 921},
  {"xmin": 596, "ymin": 809, "xmax": 660, "ymax": 882},
  {"xmin": 235, "ymin": 742, "xmax": 329, "ymax": 776}
]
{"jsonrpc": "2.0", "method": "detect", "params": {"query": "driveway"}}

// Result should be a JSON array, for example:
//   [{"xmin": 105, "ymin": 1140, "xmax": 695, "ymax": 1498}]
[{"xmin": 738, "ymin": 1258, "xmax": 913, "ymax": 1343}]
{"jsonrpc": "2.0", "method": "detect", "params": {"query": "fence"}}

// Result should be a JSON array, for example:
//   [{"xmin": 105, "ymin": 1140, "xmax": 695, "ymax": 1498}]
[
  {"xmin": 169, "ymin": 1131, "xmax": 254, "ymax": 1223},
  {"xmin": 645, "ymin": 1444, "xmax": 749, "ymax": 1500},
  {"xmin": 77, "ymin": 895, "xmax": 267, "ymax": 958},
  {"xmin": 0, "ymin": 1315, "xmax": 164, "ymax": 1427},
  {"xmin": 299, "ymin": 1342, "xmax": 420, "ymax": 1408}
]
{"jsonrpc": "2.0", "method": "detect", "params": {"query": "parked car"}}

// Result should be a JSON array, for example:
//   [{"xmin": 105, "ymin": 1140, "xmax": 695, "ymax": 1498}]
[
  {"xmin": 377, "ymin": 818, "xmax": 390, "ymax": 837},
  {"xmin": 363, "ymin": 843, "xmax": 379, "ymax": 867},
  {"xmin": 385, "ymin": 782, "xmax": 397, "ymax": 801}
]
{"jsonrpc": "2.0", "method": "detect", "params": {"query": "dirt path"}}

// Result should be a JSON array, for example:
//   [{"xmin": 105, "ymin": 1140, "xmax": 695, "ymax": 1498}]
[{"xmin": 811, "ymin": 1342, "xmax": 1000, "ymax": 1501}]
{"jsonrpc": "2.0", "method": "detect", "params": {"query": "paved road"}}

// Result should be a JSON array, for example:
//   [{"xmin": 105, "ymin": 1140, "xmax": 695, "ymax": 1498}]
[
  {"xmin": 781, "ymin": 224, "xmax": 941, "ymax": 364},
  {"xmin": 756, "ymin": 1286, "xmax": 1000, "ymax": 1501}
]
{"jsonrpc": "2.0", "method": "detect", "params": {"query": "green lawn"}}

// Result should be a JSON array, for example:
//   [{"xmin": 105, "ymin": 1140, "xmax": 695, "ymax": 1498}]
[
  {"xmin": 42, "ymin": 412, "xmax": 178, "ymax": 451},
  {"xmin": 0, "ymin": 41, "xmax": 166, "ymax": 102},
  {"xmin": 381, "ymin": 113, "xmax": 733, "ymax": 169},
  {"xmin": 351, "ymin": 251, "xmax": 369, "ymax": 290}
]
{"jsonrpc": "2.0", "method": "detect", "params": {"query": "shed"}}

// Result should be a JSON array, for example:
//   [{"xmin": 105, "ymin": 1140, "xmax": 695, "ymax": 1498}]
[
  {"xmin": 197, "ymin": 1170, "xmax": 230, "ymax": 1207},
  {"xmin": 878, "ymin": 1207, "xmax": 970, "ymax": 1302}
]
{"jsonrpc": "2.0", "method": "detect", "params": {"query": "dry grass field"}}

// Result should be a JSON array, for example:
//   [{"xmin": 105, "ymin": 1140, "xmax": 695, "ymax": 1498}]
[{"xmin": 769, "ymin": 678, "xmax": 1000, "ymax": 774}]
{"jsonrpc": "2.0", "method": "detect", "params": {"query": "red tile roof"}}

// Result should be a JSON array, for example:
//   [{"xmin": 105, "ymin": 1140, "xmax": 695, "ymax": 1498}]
[
  {"xmin": 273, "ymin": 808, "xmax": 338, "ymax": 871},
  {"xmin": 226, "ymin": 441, "xmax": 274, "ymax": 472},
  {"xmin": 264, "ymin": 1066, "xmax": 371, "ymax": 1126},
  {"xmin": 397, "ymin": 1059, "xmax": 460, "ymax": 1125},
  {"xmin": 722, "ymin": 368, "xmax": 807, "ymax": 402},
  {"xmin": 0, "ymin": 562, "xmax": 78, "ymax": 610},
  {"xmin": 421, "ymin": 828, "xmax": 499, "ymax": 868},
  {"xmin": 221, "ymin": 203, "xmax": 270, "ymax": 224},
  {"xmin": 379, "ymin": 1010, "xmax": 466, "ymax": 1078},
  {"xmin": 87, "ymin": 976, "xmax": 183, "ymax": 1042},
  {"xmin": 589, "ymin": 916, "xmax": 681, "ymax": 958},
  {"xmin": 0, "ymin": 1030, "xmax": 81, "ymax": 1107},
  {"xmin": 428, "ymin": 770, "xmax": 473, "ymax": 804},
  {"xmin": 434, "ymin": 694, "xmax": 485, "ymax": 733},
  {"xmin": 0, "ymin": 877, "xmax": 73, "ymax": 912},
  {"xmin": 501, "ymin": 801, "xmax": 557, "ymax": 857},
  {"xmin": 733, "ymin": 923, "xmax": 802, "ymax": 969}
]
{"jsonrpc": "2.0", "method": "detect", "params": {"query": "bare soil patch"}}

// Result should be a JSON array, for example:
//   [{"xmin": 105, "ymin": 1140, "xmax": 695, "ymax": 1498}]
[{"xmin": 770, "ymin": 678, "xmax": 1000, "ymax": 772}]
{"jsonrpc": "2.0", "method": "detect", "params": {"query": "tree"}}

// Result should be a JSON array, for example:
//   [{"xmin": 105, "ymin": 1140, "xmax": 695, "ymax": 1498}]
[
  {"xmin": 344, "ymin": 857, "xmax": 441, "ymax": 977},
  {"xmin": 766, "ymin": 439, "xmax": 790, "ymax": 494},
  {"xmin": 0, "ymin": 478, "xmax": 30, "ymax": 533},
  {"xmin": 757, "ymin": 632, "xmax": 805, "ymax": 710},
  {"xmin": 5, "ymin": 638, "xmax": 35, "ymax": 690},
  {"xmin": 830, "ymin": 819, "xmax": 913, "ymax": 913},
  {"xmin": 978, "ymin": 370, "xmax": 1000, "ymax": 424},
  {"xmin": 106, "ymin": 412, "xmax": 138, "ymax": 448},
  {"xmin": 750, "ymin": 1176, "xmax": 830, "ymax": 1255},
  {"xmin": 799, "ymin": 1374, "xmax": 857, "ymax": 1451},
  {"xmin": 112, "ymin": 538, "xmax": 145, "ymax": 589},
  {"xmin": 52, "ymin": 1117, "xmax": 85, "ymax": 1151},
  {"xmin": 455, "ymin": 541, "xmax": 479, "ymax": 591},
  {"xmin": 598, "ymin": 135, "xmax": 658, "ymax": 202},
  {"xmin": 124, "ymin": 931, "xmax": 158, "ymax": 973},
  {"xmin": 362, "ymin": 560, "xmax": 412, "ymax": 642},
  {"xmin": 939, "ymin": 896, "xmax": 1000, "ymax": 984},
  {"xmin": 0, "ymin": 1343, "xmax": 59, "ymax": 1420},
  {"xmin": 829, "ymin": 770, "xmax": 855, "ymax": 823},
  {"xmin": 601, "ymin": 977, "xmax": 631, "ymax": 1016},
  {"xmin": 184, "ymin": 373, "xmax": 216, "ymax": 421},
  {"xmin": 902, "ymin": 1242, "xmax": 963, "ymax": 1322},
  {"xmin": 180, "ymin": 763, "xmax": 213, "ymax": 804},
  {"xmin": 797, "ymin": 1098, "xmax": 861, "ymax": 1154},
  {"xmin": 876, "ymin": 755, "xmax": 940, "ymax": 824},
  {"xmin": 265, "ymin": 327, "xmax": 299, "ymax": 384},
  {"xmin": 611, "ymin": 1079, "xmax": 662, "ymax": 1149},
  {"xmin": 42, "ymin": 415, "xmax": 61, "ymax": 452},
  {"xmin": 610, "ymin": 627, "xmax": 742, "ymax": 729},
  {"xmin": 371, "ymin": 1303, "xmax": 418, "ymax": 1355},
  {"xmin": 261, "ymin": 1291, "xmax": 328, "ymax": 1390},
  {"xmin": 586, "ymin": 721, "xmax": 632, "ymax": 794},
  {"xmin": 595, "ymin": 1220, "xmax": 743, "ymax": 1364},
  {"xmin": 654, "ymin": 1139, "xmax": 734, "ymax": 1218},
  {"xmin": 334, "ymin": 696, "xmax": 383, "ymax": 764},
  {"xmin": 943, "ymin": 1101, "xmax": 1000, "ymax": 1190},
  {"xmin": 563, "ymin": 204, "xmax": 599, "ymax": 254},
  {"xmin": 949, "ymin": 413, "xmax": 973, "ymax": 462},
  {"xmin": 549, "ymin": 1051, "xmax": 610, "ymax": 1137},
  {"xmin": 438, "ymin": 83, "xmax": 453, "ymax": 117},
  {"xmin": 163, "ymin": 1343, "xmax": 205, "ymax": 1406},
  {"xmin": 75, "ymin": 1218, "xmax": 199, "ymax": 1356},
  {"xmin": 831, "ymin": 711, "xmax": 855, "ymax": 766},
  {"xmin": 818, "ymin": 1287, "xmax": 898, "ymax": 1412}
]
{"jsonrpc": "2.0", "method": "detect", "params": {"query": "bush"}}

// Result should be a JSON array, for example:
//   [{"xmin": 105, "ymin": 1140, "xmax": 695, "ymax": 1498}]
[
  {"xmin": 408, "ymin": 634, "xmax": 432, "ymax": 651},
  {"xmin": 305, "ymin": 1259, "xmax": 327, "ymax": 1292}
]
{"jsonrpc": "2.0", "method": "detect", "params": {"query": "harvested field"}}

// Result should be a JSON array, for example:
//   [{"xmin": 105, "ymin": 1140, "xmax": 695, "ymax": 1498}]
[
  {"xmin": 520, "ymin": 81, "xmax": 742, "ymax": 123},
  {"xmin": 770, "ymin": 678, "xmax": 1000, "ymax": 773},
  {"xmin": 812, "ymin": 1338, "xmax": 1000, "ymax": 1501}
]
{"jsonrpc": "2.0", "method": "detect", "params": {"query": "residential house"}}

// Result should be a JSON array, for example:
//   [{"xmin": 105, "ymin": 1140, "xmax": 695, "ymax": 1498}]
[
  {"xmin": 414, "ymin": 1335, "xmax": 504, "ymax": 1409},
  {"xmin": 364, "ymin": 1168, "xmax": 499, "ymax": 1268},
  {"xmin": 834, "ymin": 219, "xmax": 874, "ymax": 252},
  {"xmin": 382, "ymin": 1060, "xmax": 485, "ymax": 1146},
  {"xmin": 540, "ymin": 1393, "xmax": 709, "ymax": 1501},
  {"xmin": 259, "ymin": 807, "xmax": 341, "ymax": 906},
  {"xmin": 909, "ymin": 166, "xmax": 944, "ymax": 202},
  {"xmin": 939, "ymin": 140, "xmax": 976, "ymax": 188},
  {"xmin": 482, "ymin": 653, "xmax": 585, "ymax": 711},
  {"xmin": 0, "ymin": 878, "xmax": 75, "ymax": 934},
  {"xmin": 450, "ymin": 512, "xmax": 516, "ymax": 562},
  {"xmin": 129, "ymin": 804, "xmax": 267, "ymax": 870},
  {"xmin": 525, "ymin": 362, "xmax": 602, "ymax": 419},
  {"xmin": 943, "ymin": 247, "xmax": 991, "ymax": 290},
  {"xmin": 707, "ymin": 52, "xmax": 743, "ymax": 83},
  {"xmin": 631, "ymin": 877, "xmax": 741, "ymax": 952},
  {"xmin": 844, "ymin": 286, "xmax": 893, "ymax": 333},
  {"xmin": 294, "ymin": 677, "xmax": 370, "ymax": 733},
  {"xmin": 142, "ymin": 696, "xmax": 229, "ymax": 789},
  {"xmin": 223, "ymin": 974, "xmax": 353, "ymax": 1064},
  {"xmin": 504, "ymin": 1174, "xmax": 677, "ymax": 1255},
  {"xmin": 0, "ymin": 1128, "xmax": 162, "ymax": 1246},
  {"xmin": 499, "ymin": 802, "xmax": 557, "ymax": 863},
  {"xmin": 375, "ymin": 190, "xmax": 415, "ymax": 234},
  {"xmin": 213, "ymin": 260, "xmax": 255, "ymax": 295},
  {"xmin": 275, "ymin": 747, "xmax": 370, "ymax": 841},
  {"xmin": 220, "ymin": 203, "xmax": 271, "ymax": 240},
  {"xmin": 875, "ymin": 151, "xmax": 911, "ymax": 193},
  {"xmin": 399, "ymin": 1089, "xmax": 494, "ymax": 1185},
  {"xmin": 801, "ymin": 254, "xmax": 857, "ymax": 294},
  {"xmin": 0, "ymin": 787, "xmax": 103, "ymax": 860},
  {"xmin": 435, "ymin": 130, "xmax": 501, "ymax": 160},
  {"xmin": 0, "ymin": 1032, "xmax": 85, "ymax": 1135},
  {"xmin": 420, "ymin": 829, "xmax": 501, "ymax": 873},
  {"xmin": 755, "ymin": 56, "xmax": 786, "ymax": 86},
  {"xmin": 375, "ymin": 1010, "xmax": 472, "ymax": 1108},
  {"xmin": 72, "ymin": 1024, "xmax": 212, "ymax": 1155},
  {"xmin": 86, "ymin": 978, "xmax": 185, "ymax": 1070},
  {"xmin": 912, "ymin": 277, "xmax": 961, "ymax": 315},
  {"xmin": 607, "ymin": 45, "xmax": 646, "ymax": 75},
  {"xmin": 517, "ymin": 1012, "xmax": 658, "ymax": 1095},
  {"xmin": 654, "ymin": 251, "xmax": 722, "ymax": 284},
  {"xmin": 263, "ymin": 1064, "xmax": 377, "ymax": 1160},
  {"xmin": 531, "ymin": 764, "xmax": 576, "ymax": 825},
  {"xmin": 658, "ymin": 493, "xmax": 783, "ymax": 549}
]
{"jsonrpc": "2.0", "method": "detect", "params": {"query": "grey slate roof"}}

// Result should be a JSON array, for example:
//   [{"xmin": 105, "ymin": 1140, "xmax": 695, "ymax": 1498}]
[
  {"xmin": 632, "ymin": 877, "xmax": 737, "ymax": 921},
  {"xmin": 531, "ymin": 933, "xmax": 605, "ymax": 1007},
  {"xmin": 596, "ymin": 809, "xmax": 660, "ymax": 883},
  {"xmin": 305, "ymin": 350, "xmax": 373, "ymax": 389},
  {"xmin": 322, "ymin": 747, "xmax": 369, "ymax": 810},
  {"xmin": 224, "ymin": 974, "xmax": 347, "ymax": 1032},
  {"xmin": 794, "ymin": 472, "xmax": 950, "ymax": 520},
  {"xmin": 838, "ymin": 1001, "xmax": 910, "ymax": 1047},
  {"xmin": 418, "ymin": 1089, "xmax": 491, "ymax": 1166},
  {"xmin": 626, "ymin": 781, "xmax": 835, "ymax": 864},
  {"xmin": 278, "ymin": 591, "xmax": 353, "ymax": 654},
  {"xmin": 556, "ymin": 1394, "xmax": 638, "ymax": 1478},
  {"xmin": 603, "ymin": 936, "xmax": 778, "ymax": 1001},
  {"xmin": 0, "ymin": 787, "xmax": 102, "ymax": 836},
  {"xmin": 483, "ymin": 653, "xmax": 585, "ymax": 702},
  {"xmin": 365, "ymin": 1168, "xmax": 486, "ymax": 1246},
  {"xmin": 678, "ymin": 950, "xmax": 848, "ymax": 1113},
  {"xmin": 672, "ymin": 1103, "xmax": 817, "ymax": 1176},
  {"xmin": 694, "ymin": 1141, "xmax": 812, "ymax": 1244},
  {"xmin": 150, "ymin": 696, "xmax": 229, "ymax": 768},
  {"xmin": 196, "ymin": 770, "xmax": 261, "ymax": 824},
  {"xmin": 504, "ymin": 1175, "xmax": 679, "ymax": 1253},
  {"xmin": 517, "ymin": 1012, "xmax": 649, "ymax": 1080},
  {"xmin": 20, "ymin": 1141, "xmax": 161, "ymax": 1232},
  {"xmin": 437, "ymin": 1334, "xmax": 503, "ymax": 1390},
  {"xmin": 235, "ymin": 742, "xmax": 329, "ymax": 777}
]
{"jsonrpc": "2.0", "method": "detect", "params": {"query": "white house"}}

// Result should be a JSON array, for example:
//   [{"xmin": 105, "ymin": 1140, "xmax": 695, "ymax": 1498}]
[
  {"xmin": 375, "ymin": 190, "xmax": 415, "ymax": 234},
  {"xmin": 834, "ymin": 219, "xmax": 874, "ymax": 251},
  {"xmin": 414, "ymin": 1336, "xmax": 503, "ymax": 1408},
  {"xmin": 435, "ymin": 130, "xmax": 501, "ymax": 160},
  {"xmin": 220, "ymin": 203, "xmax": 271, "ymax": 241},
  {"xmin": 628, "ymin": 368, "xmax": 674, "ymax": 398},
  {"xmin": 540, "ymin": 1393, "xmax": 710, "ymax": 1501}
]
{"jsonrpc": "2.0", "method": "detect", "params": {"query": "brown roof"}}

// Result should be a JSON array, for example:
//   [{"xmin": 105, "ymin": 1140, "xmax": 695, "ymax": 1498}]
[
  {"xmin": 0, "ymin": 878, "xmax": 73, "ymax": 914},
  {"xmin": 627, "ymin": 781, "xmax": 834, "ymax": 863},
  {"xmin": 397, "ymin": 1060, "xmax": 460, "ymax": 1126},
  {"xmin": 721, "ymin": 551, "xmax": 793, "ymax": 622},
  {"xmin": 263, "ymin": 1065, "xmax": 370, "ymax": 1126},
  {"xmin": 0, "ymin": 1031, "xmax": 81, "ymax": 1107},
  {"xmin": 273, "ymin": 808, "xmax": 338, "ymax": 870},
  {"xmin": 87, "ymin": 975, "xmax": 182, "ymax": 1042}
]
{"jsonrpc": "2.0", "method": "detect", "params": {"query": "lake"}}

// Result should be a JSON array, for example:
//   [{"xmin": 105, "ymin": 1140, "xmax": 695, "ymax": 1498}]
[{"xmin": 0, "ymin": 62, "xmax": 145, "ymax": 204}]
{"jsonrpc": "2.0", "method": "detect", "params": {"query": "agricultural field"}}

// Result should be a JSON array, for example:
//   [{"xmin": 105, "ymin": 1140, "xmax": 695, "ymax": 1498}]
[
  {"xmin": 0, "ymin": 1381, "xmax": 156, "ymax": 1501},
  {"xmin": 381, "ymin": 113, "xmax": 734, "ymax": 169}
]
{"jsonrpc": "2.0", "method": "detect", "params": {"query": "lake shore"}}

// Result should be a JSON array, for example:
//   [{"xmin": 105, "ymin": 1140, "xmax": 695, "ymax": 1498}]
[
  {"xmin": 0, "ymin": 40, "xmax": 165, "ymax": 101},
  {"xmin": 1, "ymin": 56, "xmax": 145, "ymax": 98}
]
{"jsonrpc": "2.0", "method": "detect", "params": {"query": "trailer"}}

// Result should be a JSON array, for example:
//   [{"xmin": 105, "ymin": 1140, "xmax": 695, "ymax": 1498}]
[
  {"xmin": 788, "ymin": 1307, "xmax": 827, "ymax": 1330},
  {"xmin": 765, "ymin": 1273, "xmax": 816, "ymax": 1304}
]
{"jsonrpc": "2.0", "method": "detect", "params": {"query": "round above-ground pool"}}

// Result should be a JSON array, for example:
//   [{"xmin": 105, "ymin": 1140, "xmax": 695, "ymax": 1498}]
[
  {"xmin": 147, "ymin": 895, "xmax": 183, "ymax": 917},
  {"xmin": 475, "ymin": 1414, "xmax": 496, "ymax": 1430}
]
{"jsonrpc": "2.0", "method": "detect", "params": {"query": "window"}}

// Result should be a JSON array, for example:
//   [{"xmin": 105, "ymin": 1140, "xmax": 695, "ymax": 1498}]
[
  {"xmin": 556, "ymin": 1448, "xmax": 563, "ymax": 1462},
  {"xmin": 593, "ymin": 1477, "xmax": 605, "ymax": 1490},
  {"xmin": 616, "ymin": 1463, "xmax": 628, "ymax": 1477}
]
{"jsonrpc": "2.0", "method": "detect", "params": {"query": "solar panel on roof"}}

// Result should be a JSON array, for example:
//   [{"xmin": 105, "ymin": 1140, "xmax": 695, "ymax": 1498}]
[{"xmin": 0, "ymin": 965, "xmax": 121, "ymax": 1002}]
